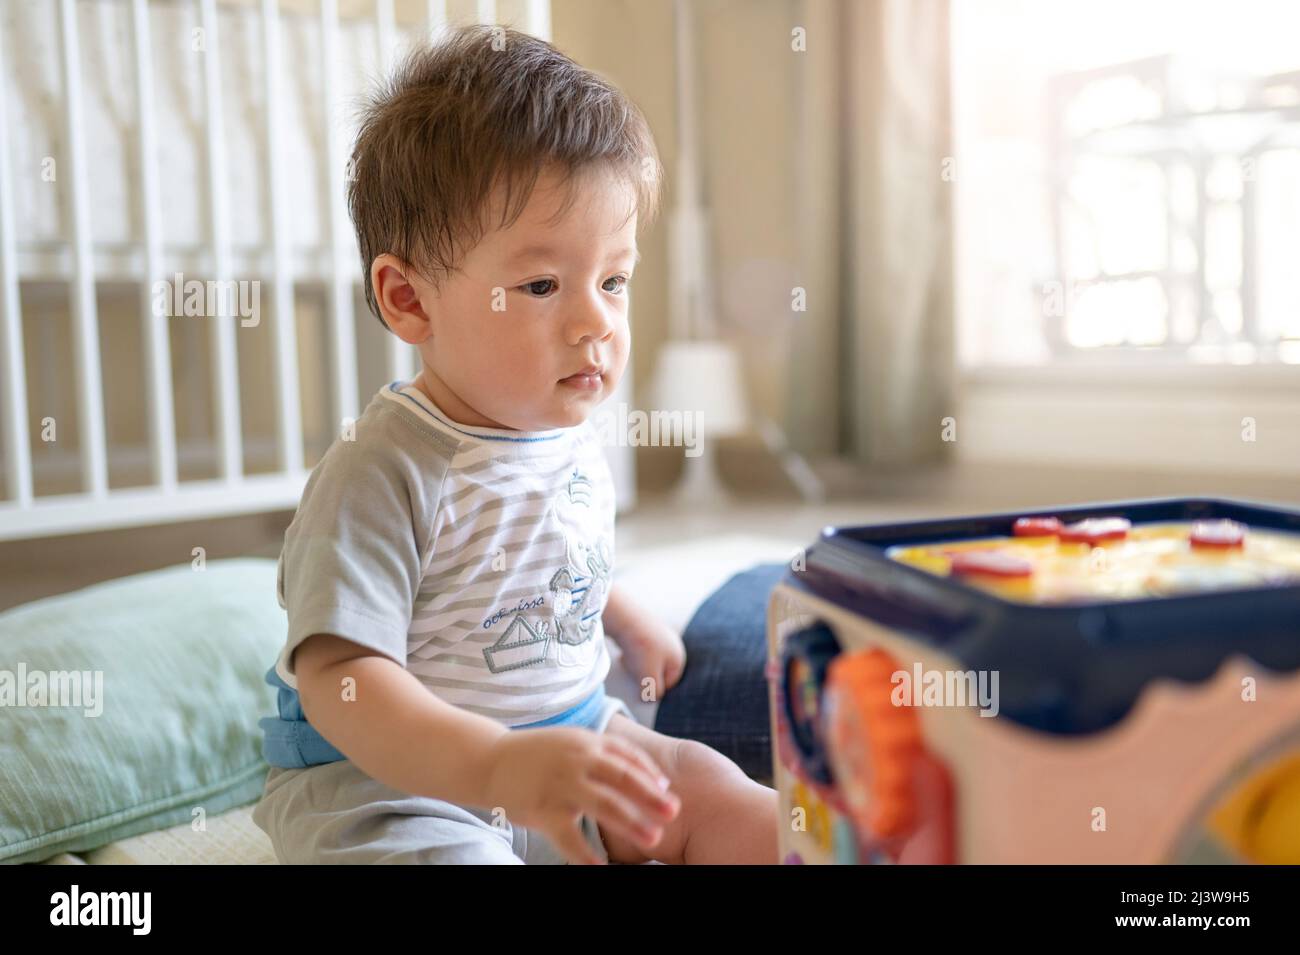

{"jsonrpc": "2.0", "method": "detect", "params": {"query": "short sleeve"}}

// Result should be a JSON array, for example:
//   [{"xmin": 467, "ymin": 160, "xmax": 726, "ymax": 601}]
[{"xmin": 272, "ymin": 403, "xmax": 455, "ymax": 688}]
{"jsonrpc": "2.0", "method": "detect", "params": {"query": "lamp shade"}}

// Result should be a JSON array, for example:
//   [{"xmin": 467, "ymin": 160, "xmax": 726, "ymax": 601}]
[{"xmin": 648, "ymin": 340, "xmax": 749, "ymax": 440}]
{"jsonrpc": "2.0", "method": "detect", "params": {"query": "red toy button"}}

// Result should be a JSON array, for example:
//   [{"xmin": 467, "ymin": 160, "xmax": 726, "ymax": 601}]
[
  {"xmin": 1190, "ymin": 519, "xmax": 1246, "ymax": 550},
  {"xmin": 1013, "ymin": 517, "xmax": 1063, "ymax": 537},
  {"xmin": 1060, "ymin": 517, "xmax": 1131, "ymax": 545},
  {"xmin": 949, "ymin": 551, "xmax": 1034, "ymax": 578}
]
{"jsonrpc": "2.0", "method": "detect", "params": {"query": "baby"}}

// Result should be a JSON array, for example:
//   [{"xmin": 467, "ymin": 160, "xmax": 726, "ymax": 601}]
[{"xmin": 252, "ymin": 24, "xmax": 777, "ymax": 864}]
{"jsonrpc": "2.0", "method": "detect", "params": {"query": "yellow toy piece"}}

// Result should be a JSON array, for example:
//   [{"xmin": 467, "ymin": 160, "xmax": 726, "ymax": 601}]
[
  {"xmin": 887, "ymin": 521, "xmax": 1300, "ymax": 605},
  {"xmin": 1205, "ymin": 752, "xmax": 1300, "ymax": 864},
  {"xmin": 791, "ymin": 779, "xmax": 834, "ymax": 853}
]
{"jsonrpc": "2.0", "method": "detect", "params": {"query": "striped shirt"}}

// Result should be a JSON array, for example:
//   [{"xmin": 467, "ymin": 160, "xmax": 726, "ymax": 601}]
[{"xmin": 260, "ymin": 378, "xmax": 616, "ymax": 767}]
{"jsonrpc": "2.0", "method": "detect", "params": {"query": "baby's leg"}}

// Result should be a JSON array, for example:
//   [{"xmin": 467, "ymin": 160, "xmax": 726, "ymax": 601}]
[
  {"xmin": 254, "ymin": 760, "xmax": 526, "ymax": 864},
  {"xmin": 600, "ymin": 714, "xmax": 778, "ymax": 864}
]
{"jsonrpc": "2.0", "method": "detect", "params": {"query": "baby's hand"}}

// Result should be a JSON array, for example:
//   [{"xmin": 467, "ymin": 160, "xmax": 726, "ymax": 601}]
[
  {"xmin": 616, "ymin": 617, "xmax": 687, "ymax": 703},
  {"xmin": 483, "ymin": 727, "xmax": 680, "ymax": 865}
]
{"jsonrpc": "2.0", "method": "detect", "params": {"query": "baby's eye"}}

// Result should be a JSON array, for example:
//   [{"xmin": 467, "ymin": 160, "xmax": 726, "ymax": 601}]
[
  {"xmin": 603, "ymin": 275, "xmax": 629, "ymax": 294},
  {"xmin": 520, "ymin": 279, "xmax": 557, "ymax": 297}
]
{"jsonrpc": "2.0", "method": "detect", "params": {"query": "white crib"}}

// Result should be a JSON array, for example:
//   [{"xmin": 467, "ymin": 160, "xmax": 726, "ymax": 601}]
[{"xmin": 0, "ymin": 0, "xmax": 635, "ymax": 542}]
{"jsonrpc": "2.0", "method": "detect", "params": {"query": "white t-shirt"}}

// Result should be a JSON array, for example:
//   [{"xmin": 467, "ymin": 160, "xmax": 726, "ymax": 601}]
[{"xmin": 272, "ymin": 378, "xmax": 615, "ymax": 726}]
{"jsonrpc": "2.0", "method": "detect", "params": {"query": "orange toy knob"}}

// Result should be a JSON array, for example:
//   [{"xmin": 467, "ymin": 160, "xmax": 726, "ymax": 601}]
[{"xmin": 823, "ymin": 648, "xmax": 923, "ymax": 840}]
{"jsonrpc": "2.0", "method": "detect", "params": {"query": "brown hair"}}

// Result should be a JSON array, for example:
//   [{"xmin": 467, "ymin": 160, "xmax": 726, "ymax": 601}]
[{"xmin": 347, "ymin": 23, "xmax": 662, "ymax": 328}]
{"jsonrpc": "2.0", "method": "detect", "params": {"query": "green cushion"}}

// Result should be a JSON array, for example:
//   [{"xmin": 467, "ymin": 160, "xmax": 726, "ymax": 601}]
[{"xmin": 0, "ymin": 559, "xmax": 281, "ymax": 864}]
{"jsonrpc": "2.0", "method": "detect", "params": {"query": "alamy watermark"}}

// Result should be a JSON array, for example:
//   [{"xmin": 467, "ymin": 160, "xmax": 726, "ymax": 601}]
[
  {"xmin": 0, "ymin": 663, "xmax": 103, "ymax": 718},
  {"xmin": 589, "ymin": 403, "xmax": 703, "ymax": 457},
  {"xmin": 50, "ymin": 885, "xmax": 150, "ymax": 935},
  {"xmin": 891, "ymin": 662, "xmax": 999, "ymax": 717},
  {"xmin": 152, "ymin": 273, "xmax": 260, "ymax": 327}
]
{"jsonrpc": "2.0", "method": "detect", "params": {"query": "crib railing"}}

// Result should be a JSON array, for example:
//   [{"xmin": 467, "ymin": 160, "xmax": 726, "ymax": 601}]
[{"xmin": 0, "ymin": 0, "xmax": 587, "ymax": 542}]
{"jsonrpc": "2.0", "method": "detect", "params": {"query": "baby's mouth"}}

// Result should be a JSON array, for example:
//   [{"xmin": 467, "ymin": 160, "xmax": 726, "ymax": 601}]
[
  {"xmin": 558, "ymin": 371, "xmax": 603, "ymax": 391},
  {"xmin": 559, "ymin": 364, "xmax": 604, "ymax": 390}
]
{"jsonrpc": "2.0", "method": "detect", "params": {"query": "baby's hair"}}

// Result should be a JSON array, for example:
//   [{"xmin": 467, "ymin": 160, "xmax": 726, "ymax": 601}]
[{"xmin": 347, "ymin": 23, "xmax": 663, "ymax": 329}]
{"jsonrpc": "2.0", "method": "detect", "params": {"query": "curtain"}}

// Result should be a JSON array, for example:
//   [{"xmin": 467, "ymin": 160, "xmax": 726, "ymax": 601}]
[
  {"xmin": 840, "ymin": 0, "xmax": 956, "ymax": 466},
  {"xmin": 803, "ymin": 0, "xmax": 956, "ymax": 466}
]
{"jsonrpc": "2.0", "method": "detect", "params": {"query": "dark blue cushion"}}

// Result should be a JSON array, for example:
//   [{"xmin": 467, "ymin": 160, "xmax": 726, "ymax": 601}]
[{"xmin": 652, "ymin": 562, "xmax": 788, "ymax": 781}]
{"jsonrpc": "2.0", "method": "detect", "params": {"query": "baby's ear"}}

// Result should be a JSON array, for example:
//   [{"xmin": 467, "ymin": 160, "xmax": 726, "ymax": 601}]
[{"xmin": 371, "ymin": 254, "xmax": 433, "ymax": 344}]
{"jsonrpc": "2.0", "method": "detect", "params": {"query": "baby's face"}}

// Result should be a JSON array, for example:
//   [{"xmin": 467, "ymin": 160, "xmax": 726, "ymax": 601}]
[{"xmin": 412, "ymin": 166, "xmax": 637, "ymax": 432}]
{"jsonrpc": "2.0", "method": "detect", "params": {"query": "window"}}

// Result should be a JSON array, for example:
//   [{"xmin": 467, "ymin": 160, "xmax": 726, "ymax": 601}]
[{"xmin": 952, "ymin": 0, "xmax": 1300, "ymax": 367}]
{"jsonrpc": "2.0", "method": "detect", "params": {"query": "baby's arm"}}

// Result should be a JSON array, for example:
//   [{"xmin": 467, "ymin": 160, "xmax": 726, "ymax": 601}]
[
  {"xmin": 294, "ymin": 632, "xmax": 680, "ymax": 863},
  {"xmin": 295, "ymin": 632, "xmax": 505, "ymax": 806}
]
